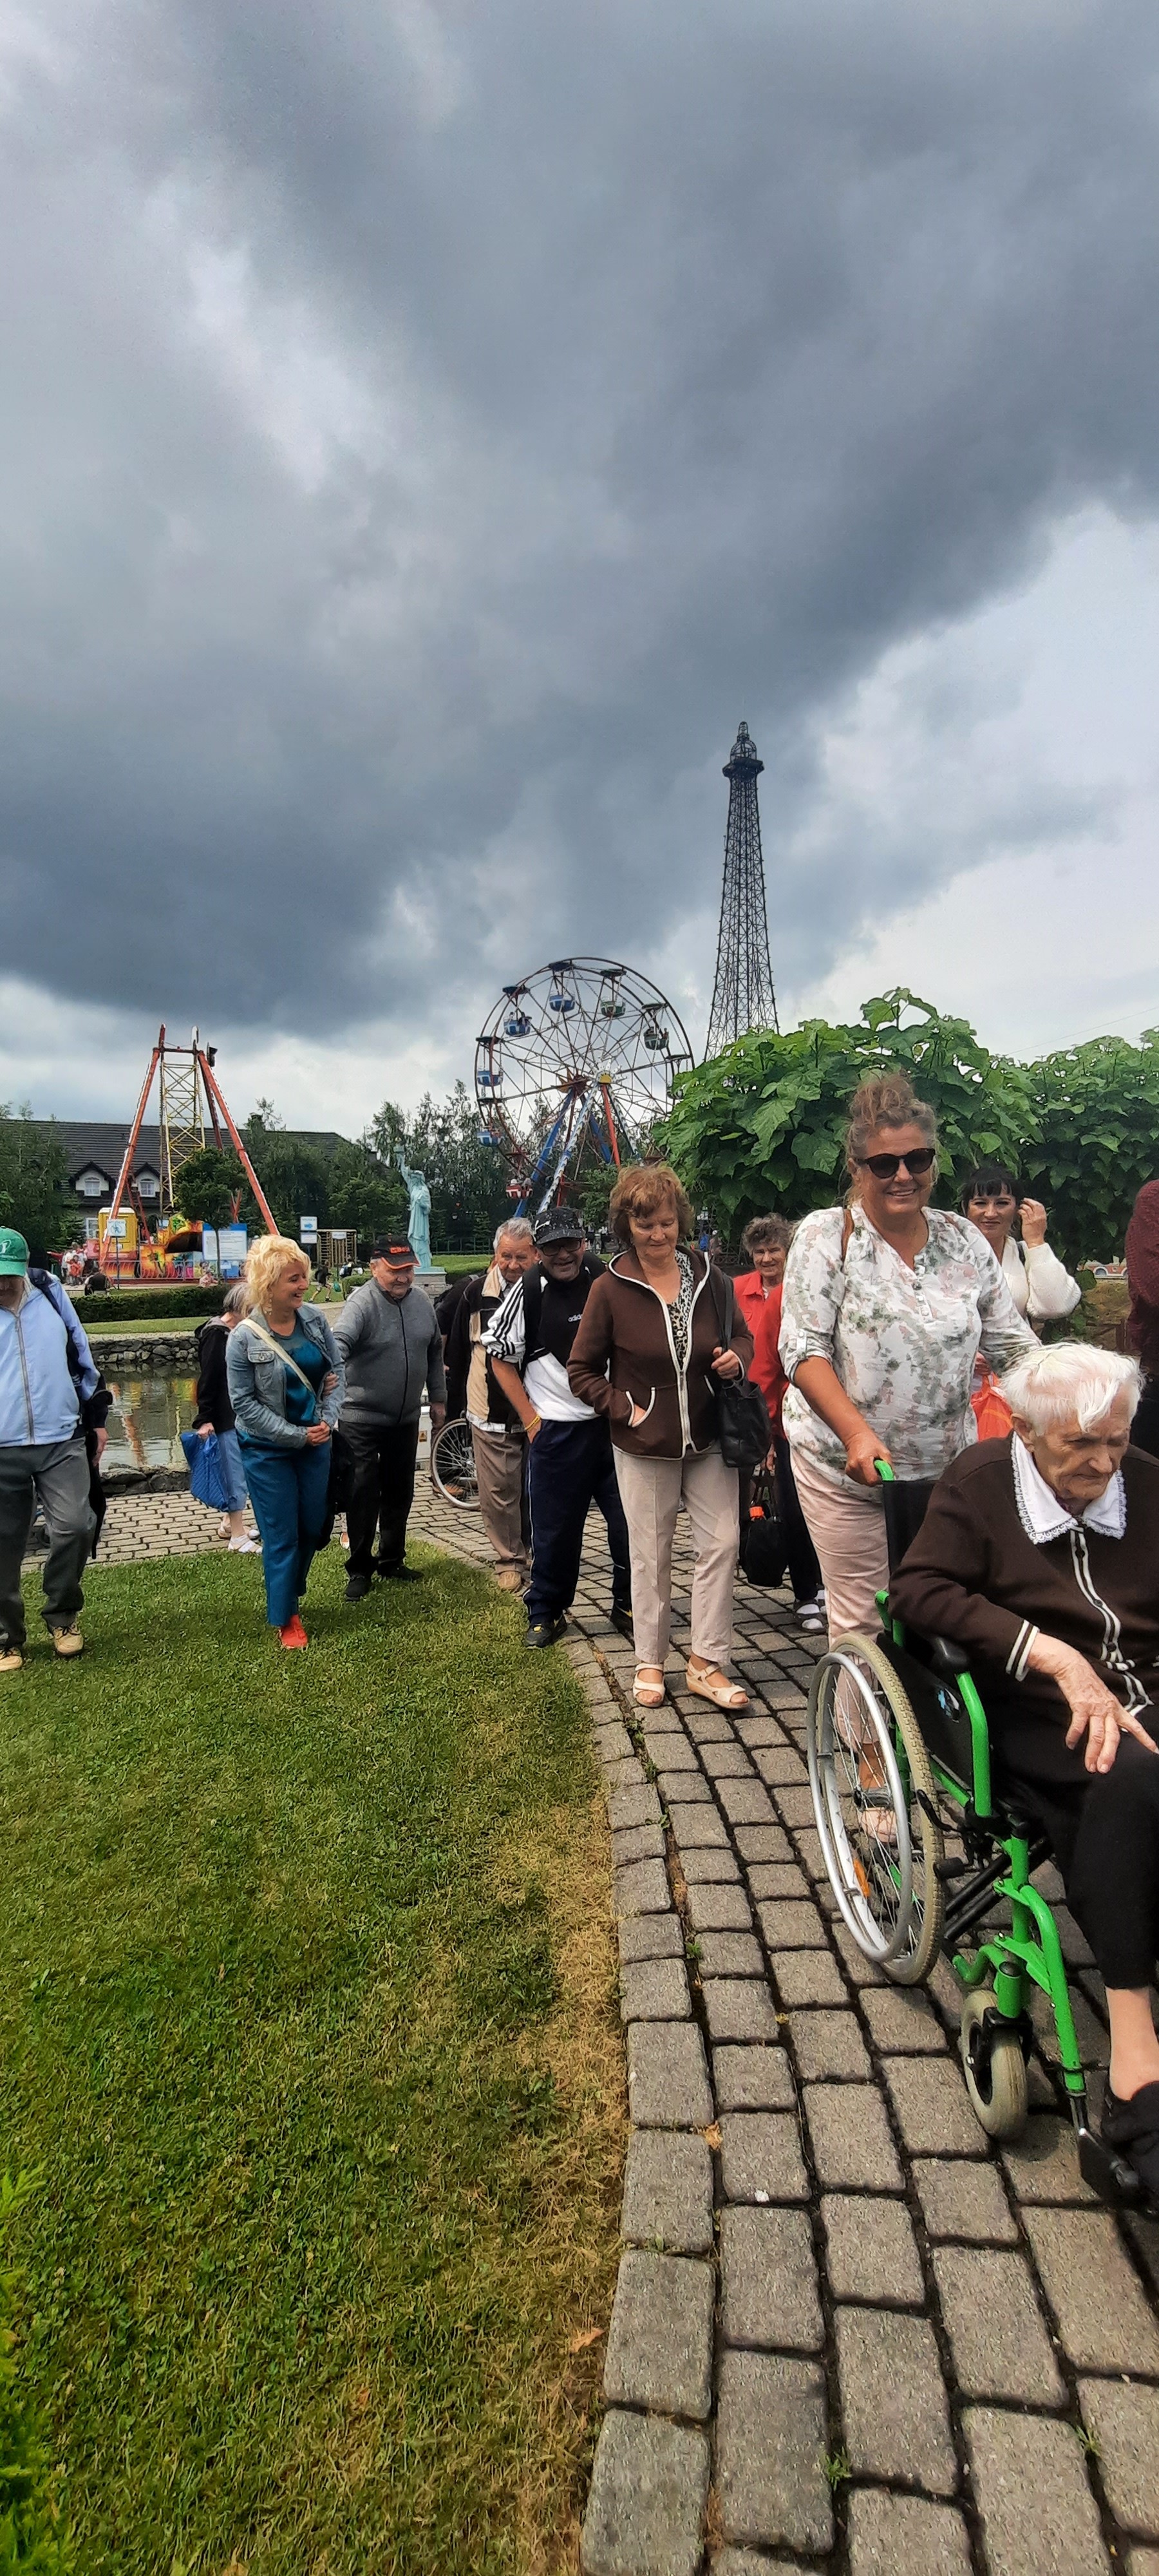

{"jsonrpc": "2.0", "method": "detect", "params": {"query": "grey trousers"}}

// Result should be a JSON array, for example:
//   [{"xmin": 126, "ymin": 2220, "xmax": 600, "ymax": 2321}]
[
  {"xmin": 471, "ymin": 1425, "xmax": 529, "ymax": 1573},
  {"xmin": 0, "ymin": 1438, "xmax": 95, "ymax": 1646}
]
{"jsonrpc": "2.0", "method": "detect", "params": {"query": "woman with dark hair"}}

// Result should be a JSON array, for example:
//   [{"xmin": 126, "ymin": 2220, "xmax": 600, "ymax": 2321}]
[
  {"xmin": 567, "ymin": 1162, "xmax": 752, "ymax": 1709},
  {"xmin": 960, "ymin": 1163, "xmax": 1081, "ymax": 1325},
  {"xmin": 778, "ymin": 1075, "xmax": 1033, "ymax": 1640},
  {"xmin": 733, "ymin": 1213, "xmax": 794, "ymax": 1340}
]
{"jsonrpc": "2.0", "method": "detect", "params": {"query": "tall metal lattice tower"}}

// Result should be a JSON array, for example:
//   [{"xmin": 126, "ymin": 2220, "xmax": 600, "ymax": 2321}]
[{"xmin": 704, "ymin": 720, "xmax": 779, "ymax": 1056}]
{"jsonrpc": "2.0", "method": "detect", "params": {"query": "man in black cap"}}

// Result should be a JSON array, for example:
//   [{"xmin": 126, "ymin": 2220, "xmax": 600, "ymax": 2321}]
[
  {"xmin": 484, "ymin": 1206, "xmax": 631, "ymax": 1647},
  {"xmin": 333, "ymin": 1237, "xmax": 446, "ymax": 1596}
]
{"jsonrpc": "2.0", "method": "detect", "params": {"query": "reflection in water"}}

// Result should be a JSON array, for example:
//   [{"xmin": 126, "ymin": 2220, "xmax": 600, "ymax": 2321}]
[{"xmin": 103, "ymin": 1376, "xmax": 197, "ymax": 1471}]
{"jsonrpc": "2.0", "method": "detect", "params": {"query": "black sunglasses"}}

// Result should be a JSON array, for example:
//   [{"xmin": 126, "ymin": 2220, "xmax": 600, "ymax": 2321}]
[{"xmin": 859, "ymin": 1148, "xmax": 936, "ymax": 1180}]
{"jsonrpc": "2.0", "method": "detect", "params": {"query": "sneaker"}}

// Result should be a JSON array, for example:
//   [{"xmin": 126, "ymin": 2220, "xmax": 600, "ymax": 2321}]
[
  {"xmin": 795, "ymin": 1598, "xmax": 826, "ymax": 1634},
  {"xmin": 377, "ymin": 1562, "xmax": 422, "ymax": 1582},
  {"xmin": 50, "ymin": 1625, "xmax": 84, "ymax": 1659},
  {"xmin": 345, "ymin": 1573, "xmax": 372, "ymax": 1602},
  {"xmin": 228, "ymin": 1536, "xmax": 261, "ymax": 1554},
  {"xmin": 1101, "ymin": 2080, "xmax": 1159, "ymax": 2201},
  {"xmin": 609, "ymin": 1604, "xmax": 635, "ymax": 1643},
  {"xmin": 278, "ymin": 1616, "xmax": 309, "ymax": 1649},
  {"xmin": 0, "ymin": 1645, "xmax": 25, "ymax": 1676},
  {"xmin": 495, "ymin": 1567, "xmax": 526, "ymax": 1593},
  {"xmin": 525, "ymin": 1616, "xmax": 567, "ymax": 1649}
]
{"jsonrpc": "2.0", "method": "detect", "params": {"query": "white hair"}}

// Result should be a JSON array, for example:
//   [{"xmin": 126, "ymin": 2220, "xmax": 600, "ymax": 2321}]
[
  {"xmin": 493, "ymin": 1217, "xmax": 534, "ymax": 1251},
  {"xmin": 1001, "ymin": 1341, "xmax": 1142, "ymax": 1436}
]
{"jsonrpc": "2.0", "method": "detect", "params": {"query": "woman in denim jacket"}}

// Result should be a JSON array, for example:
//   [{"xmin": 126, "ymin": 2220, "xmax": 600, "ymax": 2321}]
[{"xmin": 227, "ymin": 1236, "xmax": 344, "ymax": 1648}]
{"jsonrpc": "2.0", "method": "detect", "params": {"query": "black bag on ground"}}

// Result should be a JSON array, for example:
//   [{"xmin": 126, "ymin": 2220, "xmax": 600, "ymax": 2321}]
[
  {"xmin": 705, "ymin": 1267, "xmax": 773, "ymax": 1473},
  {"xmin": 740, "ymin": 1466, "xmax": 787, "ymax": 1588}
]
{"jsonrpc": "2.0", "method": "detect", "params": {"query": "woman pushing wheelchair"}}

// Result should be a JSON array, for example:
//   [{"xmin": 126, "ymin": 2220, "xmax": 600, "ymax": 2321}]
[{"xmin": 892, "ymin": 1343, "xmax": 1159, "ymax": 2204}]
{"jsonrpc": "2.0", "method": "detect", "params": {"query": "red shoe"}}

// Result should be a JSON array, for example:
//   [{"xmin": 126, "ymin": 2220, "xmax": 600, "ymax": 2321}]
[{"xmin": 278, "ymin": 1615, "xmax": 308, "ymax": 1649}]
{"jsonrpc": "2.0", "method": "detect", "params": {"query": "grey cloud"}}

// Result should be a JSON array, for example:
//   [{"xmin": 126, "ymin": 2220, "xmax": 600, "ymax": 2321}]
[{"xmin": 2, "ymin": 0, "xmax": 1158, "ymax": 1038}]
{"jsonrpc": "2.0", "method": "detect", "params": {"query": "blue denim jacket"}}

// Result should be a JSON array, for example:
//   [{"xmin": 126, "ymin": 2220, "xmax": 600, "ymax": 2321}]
[{"xmin": 226, "ymin": 1305, "xmax": 345, "ymax": 1450}]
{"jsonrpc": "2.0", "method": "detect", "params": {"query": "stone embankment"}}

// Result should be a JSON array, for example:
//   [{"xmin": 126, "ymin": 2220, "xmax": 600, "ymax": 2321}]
[{"xmin": 88, "ymin": 1332, "xmax": 199, "ymax": 1371}]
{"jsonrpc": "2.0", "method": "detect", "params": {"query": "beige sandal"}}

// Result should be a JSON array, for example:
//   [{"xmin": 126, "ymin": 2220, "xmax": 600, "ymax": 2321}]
[
  {"xmin": 634, "ymin": 1666, "xmax": 666, "ymax": 1708},
  {"xmin": 686, "ymin": 1662, "xmax": 749, "ymax": 1711}
]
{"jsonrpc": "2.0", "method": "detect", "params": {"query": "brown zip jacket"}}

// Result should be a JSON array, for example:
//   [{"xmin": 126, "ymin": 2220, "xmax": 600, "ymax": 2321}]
[{"xmin": 566, "ymin": 1249, "xmax": 753, "ymax": 1459}]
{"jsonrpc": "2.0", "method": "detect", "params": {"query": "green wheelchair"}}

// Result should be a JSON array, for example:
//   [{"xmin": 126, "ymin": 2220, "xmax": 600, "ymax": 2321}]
[{"xmin": 805, "ymin": 1462, "xmax": 1146, "ymax": 2208}]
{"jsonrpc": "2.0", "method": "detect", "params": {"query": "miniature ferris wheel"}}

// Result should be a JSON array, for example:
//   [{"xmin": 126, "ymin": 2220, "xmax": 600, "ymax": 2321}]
[{"xmin": 475, "ymin": 956, "xmax": 693, "ymax": 1211}]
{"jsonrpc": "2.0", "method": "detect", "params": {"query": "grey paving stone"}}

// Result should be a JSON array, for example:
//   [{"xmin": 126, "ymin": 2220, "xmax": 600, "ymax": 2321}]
[
  {"xmin": 721, "ymin": 2110, "xmax": 809, "ymax": 2204},
  {"xmin": 657, "ymin": 1768, "xmax": 712, "ymax": 1803},
  {"xmin": 607, "ymin": 1781, "xmax": 663, "ymax": 1831},
  {"xmin": 1079, "ymin": 2379, "xmax": 1159, "ymax": 2539},
  {"xmin": 678, "ymin": 1843, "xmax": 741, "ymax": 1884},
  {"xmin": 804, "ymin": 2082, "xmax": 904, "ymax": 2192},
  {"xmin": 755, "ymin": 1899, "xmax": 829, "ymax": 1951},
  {"xmin": 836, "ymin": 2306, "xmax": 956, "ymax": 2494},
  {"xmin": 822, "ymin": 2190, "xmax": 924, "ymax": 2306},
  {"xmin": 614, "ymin": 1857, "xmax": 672, "ymax": 1917},
  {"xmin": 611, "ymin": 1821, "xmax": 666, "ymax": 1867},
  {"xmin": 751, "ymin": 1745, "xmax": 809, "ymax": 1786},
  {"xmin": 847, "ymin": 2490, "xmax": 972, "ymax": 2575},
  {"xmin": 704, "ymin": 1978, "xmax": 780, "ymax": 2044},
  {"xmin": 618, "ymin": 1911, "xmax": 684, "ymax": 1964},
  {"xmin": 831, "ymin": 1923, "xmax": 887, "ymax": 1984},
  {"xmin": 713, "ymin": 2045, "xmax": 795, "ymax": 2112},
  {"xmin": 1126, "ymin": 2210, "xmax": 1159, "ymax": 2298},
  {"xmin": 912, "ymin": 2155, "xmax": 1018, "ymax": 2244},
  {"xmin": 770, "ymin": 1785, "xmax": 816, "ymax": 1828},
  {"xmin": 620, "ymin": 1957, "xmax": 692, "ymax": 2022},
  {"xmin": 789, "ymin": 2008, "xmax": 872, "ymax": 2080},
  {"xmin": 581, "ymin": 2409, "xmax": 710, "ymax": 2576},
  {"xmin": 603, "ymin": 2247, "xmax": 714, "ymax": 2419},
  {"xmin": 682, "ymin": 1708, "xmax": 736, "ymax": 1743},
  {"xmin": 668, "ymin": 1804, "xmax": 731, "ymax": 1849},
  {"xmin": 594, "ymin": 1724, "xmax": 636, "ymax": 1769},
  {"xmin": 1022, "ymin": 2206, "xmax": 1159, "ymax": 2372},
  {"xmin": 932, "ymin": 2244, "xmax": 1066, "ymax": 2406},
  {"xmin": 963, "ymin": 2405, "xmax": 1112, "ymax": 2576},
  {"xmin": 883, "ymin": 2053, "xmax": 987, "ymax": 2155},
  {"xmin": 645, "ymin": 1732, "xmax": 699, "ymax": 1770},
  {"xmin": 862, "ymin": 1984, "xmax": 948, "ymax": 2052},
  {"xmin": 685, "ymin": 1881, "xmax": 753, "ymax": 1932},
  {"xmin": 760, "ymin": 1685, "xmax": 808, "ymax": 1710},
  {"xmin": 1127, "ymin": 2554, "xmax": 1159, "ymax": 2576},
  {"xmin": 695, "ymin": 1929, "xmax": 764, "ymax": 1977},
  {"xmin": 717, "ymin": 1779, "xmax": 777, "ymax": 1826},
  {"xmin": 604, "ymin": 1756, "xmax": 648, "ymax": 1795},
  {"xmin": 621, "ymin": 2129, "xmax": 713, "ymax": 2255},
  {"xmin": 710, "ymin": 2554, "xmax": 811, "ymax": 2576},
  {"xmin": 746, "ymin": 1861, "xmax": 811, "ymax": 1900},
  {"xmin": 721, "ymin": 2204, "xmax": 822, "ymax": 2349},
  {"xmin": 627, "ymin": 2020, "xmax": 713, "ymax": 2129},
  {"xmin": 773, "ymin": 1949, "xmax": 849, "ymax": 2008},
  {"xmin": 715, "ymin": 2349, "xmax": 833, "ymax": 2555},
  {"xmin": 735, "ymin": 1714, "xmax": 791, "ymax": 1747},
  {"xmin": 735, "ymin": 1823, "xmax": 793, "ymax": 1862},
  {"xmin": 1000, "ymin": 2112, "xmax": 1098, "ymax": 2204},
  {"xmin": 700, "ymin": 1741, "xmax": 755, "ymax": 1779}
]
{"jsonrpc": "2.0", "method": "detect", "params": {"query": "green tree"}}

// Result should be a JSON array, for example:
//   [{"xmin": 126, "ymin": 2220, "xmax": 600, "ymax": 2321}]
[
  {"xmin": 1022, "ymin": 1030, "xmax": 1159, "ymax": 1265},
  {"xmin": 174, "ymin": 1147, "xmax": 246, "ymax": 1229},
  {"xmin": 240, "ymin": 1112, "xmax": 330, "ymax": 1238},
  {"xmin": 0, "ymin": 1108, "xmax": 71, "ymax": 1263},
  {"xmin": 661, "ymin": 990, "xmax": 1039, "ymax": 1243},
  {"xmin": 326, "ymin": 1140, "xmax": 403, "ymax": 1244}
]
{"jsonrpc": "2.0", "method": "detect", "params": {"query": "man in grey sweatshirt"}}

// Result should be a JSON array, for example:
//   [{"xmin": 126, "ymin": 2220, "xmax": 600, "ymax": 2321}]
[{"xmin": 332, "ymin": 1237, "xmax": 446, "ymax": 1597}]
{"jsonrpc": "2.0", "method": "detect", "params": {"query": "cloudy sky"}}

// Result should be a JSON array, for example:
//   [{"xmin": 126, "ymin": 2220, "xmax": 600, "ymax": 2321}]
[{"xmin": 3, "ymin": 0, "xmax": 1158, "ymax": 1134}]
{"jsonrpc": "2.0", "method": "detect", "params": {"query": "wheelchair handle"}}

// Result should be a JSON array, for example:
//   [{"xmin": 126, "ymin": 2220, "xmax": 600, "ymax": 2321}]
[{"xmin": 874, "ymin": 1458, "xmax": 896, "ymax": 1484}]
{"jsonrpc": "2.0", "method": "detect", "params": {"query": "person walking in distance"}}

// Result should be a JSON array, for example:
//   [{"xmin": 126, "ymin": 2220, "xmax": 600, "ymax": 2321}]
[
  {"xmin": 226, "ymin": 1236, "xmax": 344, "ymax": 1649},
  {"xmin": 0, "ymin": 1227, "xmax": 110, "ymax": 1671},
  {"xmin": 193, "ymin": 1282, "xmax": 260, "ymax": 1551},
  {"xmin": 444, "ymin": 1218, "xmax": 536, "ymax": 1590},
  {"xmin": 484, "ymin": 1205, "xmax": 632, "ymax": 1648},
  {"xmin": 333, "ymin": 1237, "xmax": 446, "ymax": 1596}
]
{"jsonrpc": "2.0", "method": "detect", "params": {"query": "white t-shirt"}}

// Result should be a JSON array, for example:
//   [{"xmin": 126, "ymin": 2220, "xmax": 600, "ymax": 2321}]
[{"xmin": 482, "ymin": 1273, "xmax": 596, "ymax": 1423}]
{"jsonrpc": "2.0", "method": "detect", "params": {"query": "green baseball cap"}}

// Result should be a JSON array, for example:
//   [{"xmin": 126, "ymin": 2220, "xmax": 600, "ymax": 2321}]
[{"xmin": 0, "ymin": 1228, "xmax": 30, "ymax": 1276}]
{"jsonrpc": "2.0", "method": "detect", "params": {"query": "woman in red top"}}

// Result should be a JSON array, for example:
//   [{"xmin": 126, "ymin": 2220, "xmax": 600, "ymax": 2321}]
[
  {"xmin": 732, "ymin": 1215, "xmax": 793, "ymax": 1341},
  {"xmin": 752, "ymin": 1283, "xmax": 825, "ymax": 1631}
]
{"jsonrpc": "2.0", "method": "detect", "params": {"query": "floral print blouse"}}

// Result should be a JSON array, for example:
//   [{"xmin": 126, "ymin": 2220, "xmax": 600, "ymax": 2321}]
[{"xmin": 778, "ymin": 1204, "xmax": 1035, "ymax": 1484}]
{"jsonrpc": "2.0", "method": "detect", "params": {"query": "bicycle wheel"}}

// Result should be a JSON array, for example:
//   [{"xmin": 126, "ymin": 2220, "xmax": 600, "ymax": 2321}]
[
  {"xmin": 431, "ymin": 1418, "xmax": 480, "ymax": 1509},
  {"xmin": 807, "ymin": 1631, "xmax": 945, "ymax": 1984}
]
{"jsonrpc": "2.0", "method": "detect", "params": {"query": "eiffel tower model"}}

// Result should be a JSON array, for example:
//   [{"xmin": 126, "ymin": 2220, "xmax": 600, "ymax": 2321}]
[{"xmin": 704, "ymin": 719, "xmax": 780, "ymax": 1056}]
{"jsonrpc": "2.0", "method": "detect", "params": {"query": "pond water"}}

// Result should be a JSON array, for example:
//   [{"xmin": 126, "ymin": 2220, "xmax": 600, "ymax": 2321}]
[{"xmin": 103, "ymin": 1374, "xmax": 197, "ymax": 1471}]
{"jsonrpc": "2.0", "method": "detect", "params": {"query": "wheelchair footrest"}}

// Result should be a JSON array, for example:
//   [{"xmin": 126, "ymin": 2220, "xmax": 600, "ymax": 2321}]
[{"xmin": 1075, "ymin": 2121, "xmax": 1151, "ymax": 2213}]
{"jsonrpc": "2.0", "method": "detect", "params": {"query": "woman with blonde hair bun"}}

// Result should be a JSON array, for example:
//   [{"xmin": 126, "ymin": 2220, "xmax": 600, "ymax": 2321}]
[
  {"xmin": 778, "ymin": 1073, "xmax": 1034, "ymax": 1642},
  {"xmin": 226, "ymin": 1234, "xmax": 344, "ymax": 1648}
]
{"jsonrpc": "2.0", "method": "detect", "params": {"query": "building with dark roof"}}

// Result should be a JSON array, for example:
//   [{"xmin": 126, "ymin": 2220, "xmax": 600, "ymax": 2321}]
[{"xmin": 22, "ymin": 1121, "xmax": 350, "ymax": 1230}]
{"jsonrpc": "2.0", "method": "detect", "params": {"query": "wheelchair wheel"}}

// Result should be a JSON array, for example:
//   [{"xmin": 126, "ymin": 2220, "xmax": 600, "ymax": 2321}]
[
  {"xmin": 959, "ymin": 1987, "xmax": 1029, "ymax": 2140},
  {"xmin": 807, "ymin": 1631, "xmax": 945, "ymax": 1984},
  {"xmin": 431, "ymin": 1419, "xmax": 480, "ymax": 1510}
]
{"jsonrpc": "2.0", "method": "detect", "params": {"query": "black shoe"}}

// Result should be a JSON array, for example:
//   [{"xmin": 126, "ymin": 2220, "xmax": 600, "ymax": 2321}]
[
  {"xmin": 1101, "ymin": 2080, "xmax": 1159, "ymax": 2201},
  {"xmin": 377, "ymin": 1562, "xmax": 423, "ymax": 1582},
  {"xmin": 609, "ymin": 1605, "xmax": 635, "ymax": 1643},
  {"xmin": 345, "ymin": 1573, "xmax": 372, "ymax": 1602},
  {"xmin": 525, "ymin": 1616, "xmax": 567, "ymax": 1649}
]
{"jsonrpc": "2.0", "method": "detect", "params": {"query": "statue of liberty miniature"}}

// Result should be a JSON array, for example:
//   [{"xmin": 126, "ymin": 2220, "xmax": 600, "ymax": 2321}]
[{"xmin": 395, "ymin": 1154, "xmax": 433, "ymax": 1273}]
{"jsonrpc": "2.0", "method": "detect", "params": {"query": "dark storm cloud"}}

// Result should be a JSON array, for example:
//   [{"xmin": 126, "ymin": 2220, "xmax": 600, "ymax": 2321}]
[{"xmin": 2, "ymin": 0, "xmax": 1158, "ymax": 1032}]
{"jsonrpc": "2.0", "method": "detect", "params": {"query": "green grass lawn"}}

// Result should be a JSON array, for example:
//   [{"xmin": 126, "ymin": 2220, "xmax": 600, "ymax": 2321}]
[{"xmin": 1, "ymin": 1544, "xmax": 623, "ymax": 2574}]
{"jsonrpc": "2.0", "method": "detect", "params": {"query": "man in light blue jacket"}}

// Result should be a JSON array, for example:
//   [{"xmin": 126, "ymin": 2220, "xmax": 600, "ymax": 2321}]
[{"xmin": 0, "ymin": 1227, "xmax": 111, "ymax": 1671}]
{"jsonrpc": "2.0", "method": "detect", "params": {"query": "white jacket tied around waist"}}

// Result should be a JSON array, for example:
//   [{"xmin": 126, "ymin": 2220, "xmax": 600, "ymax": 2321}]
[{"xmin": 0, "ymin": 1279, "xmax": 101, "ymax": 1446}]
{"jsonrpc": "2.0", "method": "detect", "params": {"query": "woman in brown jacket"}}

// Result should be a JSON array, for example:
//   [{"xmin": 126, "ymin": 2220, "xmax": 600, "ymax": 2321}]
[{"xmin": 567, "ymin": 1163, "xmax": 753, "ymax": 1709}]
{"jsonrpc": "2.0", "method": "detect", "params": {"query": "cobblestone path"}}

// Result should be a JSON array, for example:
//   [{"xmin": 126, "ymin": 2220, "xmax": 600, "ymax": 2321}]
[{"xmin": 67, "ymin": 1475, "xmax": 1159, "ymax": 2571}]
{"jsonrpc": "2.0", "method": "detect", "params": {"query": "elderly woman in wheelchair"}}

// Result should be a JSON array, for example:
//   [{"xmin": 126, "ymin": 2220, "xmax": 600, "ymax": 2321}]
[{"xmin": 806, "ymin": 1341, "xmax": 1159, "ymax": 2210}]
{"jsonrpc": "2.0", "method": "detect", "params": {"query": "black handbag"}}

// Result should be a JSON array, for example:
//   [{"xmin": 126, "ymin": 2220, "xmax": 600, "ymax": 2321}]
[
  {"xmin": 740, "ymin": 1465, "xmax": 787, "ymax": 1588},
  {"xmin": 706, "ymin": 1267, "xmax": 773, "ymax": 1473}
]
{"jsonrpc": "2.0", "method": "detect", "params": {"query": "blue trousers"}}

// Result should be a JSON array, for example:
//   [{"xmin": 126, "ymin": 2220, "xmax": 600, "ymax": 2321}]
[
  {"xmin": 241, "ymin": 1440, "xmax": 332, "ymax": 1628},
  {"xmin": 525, "ymin": 1417, "xmax": 630, "ymax": 1625}
]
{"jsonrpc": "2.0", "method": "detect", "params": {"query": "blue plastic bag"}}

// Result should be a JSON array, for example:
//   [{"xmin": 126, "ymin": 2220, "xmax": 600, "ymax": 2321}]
[{"xmin": 181, "ymin": 1428, "xmax": 231, "ymax": 1513}]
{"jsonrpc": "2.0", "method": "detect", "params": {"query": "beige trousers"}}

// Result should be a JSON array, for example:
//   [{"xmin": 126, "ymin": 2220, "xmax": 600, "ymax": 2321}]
[
  {"xmin": 791, "ymin": 1446, "xmax": 890, "ymax": 1643},
  {"xmin": 471, "ymin": 1426, "xmax": 528, "ymax": 1574},
  {"xmin": 614, "ymin": 1443, "xmax": 740, "ymax": 1670}
]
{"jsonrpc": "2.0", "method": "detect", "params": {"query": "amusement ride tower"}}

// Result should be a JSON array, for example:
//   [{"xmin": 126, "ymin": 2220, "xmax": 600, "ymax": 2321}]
[{"xmin": 704, "ymin": 719, "xmax": 780, "ymax": 1056}]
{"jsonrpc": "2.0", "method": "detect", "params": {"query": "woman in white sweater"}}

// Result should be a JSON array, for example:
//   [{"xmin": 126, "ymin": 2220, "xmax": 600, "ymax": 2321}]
[{"xmin": 959, "ymin": 1163, "xmax": 1081, "ymax": 1324}]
